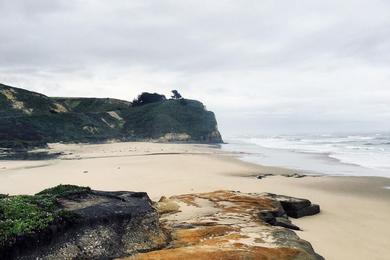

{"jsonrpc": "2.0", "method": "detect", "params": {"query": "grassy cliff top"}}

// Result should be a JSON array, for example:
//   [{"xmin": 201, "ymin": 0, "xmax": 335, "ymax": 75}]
[{"xmin": 52, "ymin": 97, "xmax": 131, "ymax": 113}]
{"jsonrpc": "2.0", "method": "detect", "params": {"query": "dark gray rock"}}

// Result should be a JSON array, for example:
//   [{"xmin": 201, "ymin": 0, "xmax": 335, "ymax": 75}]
[
  {"xmin": 273, "ymin": 217, "xmax": 301, "ymax": 230},
  {"xmin": 271, "ymin": 228, "xmax": 324, "ymax": 260},
  {"xmin": 258, "ymin": 210, "xmax": 278, "ymax": 223},
  {"xmin": 256, "ymin": 173, "xmax": 273, "ymax": 179},
  {"xmin": 258, "ymin": 207, "xmax": 301, "ymax": 230},
  {"xmin": 288, "ymin": 204, "xmax": 320, "ymax": 218},
  {"xmin": 3, "ymin": 190, "xmax": 168, "ymax": 260},
  {"xmin": 264, "ymin": 193, "xmax": 320, "ymax": 218},
  {"xmin": 285, "ymin": 173, "xmax": 306, "ymax": 178}
]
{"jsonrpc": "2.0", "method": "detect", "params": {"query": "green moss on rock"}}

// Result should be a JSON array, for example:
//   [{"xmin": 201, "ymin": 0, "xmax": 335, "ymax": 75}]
[
  {"xmin": 36, "ymin": 184, "xmax": 91, "ymax": 199},
  {"xmin": 0, "ymin": 185, "xmax": 90, "ymax": 247}
]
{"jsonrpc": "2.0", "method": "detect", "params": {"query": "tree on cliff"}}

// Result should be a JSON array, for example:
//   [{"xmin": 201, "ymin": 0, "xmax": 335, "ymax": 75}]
[
  {"xmin": 171, "ymin": 90, "xmax": 183, "ymax": 99},
  {"xmin": 132, "ymin": 92, "xmax": 166, "ymax": 106}
]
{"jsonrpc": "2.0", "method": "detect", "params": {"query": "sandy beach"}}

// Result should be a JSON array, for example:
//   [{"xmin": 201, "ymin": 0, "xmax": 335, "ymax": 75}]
[{"xmin": 0, "ymin": 142, "xmax": 389, "ymax": 260}]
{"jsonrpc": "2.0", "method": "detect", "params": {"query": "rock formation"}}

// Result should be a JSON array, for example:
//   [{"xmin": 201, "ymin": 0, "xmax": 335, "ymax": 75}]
[
  {"xmin": 0, "ymin": 186, "xmax": 167, "ymax": 259},
  {"xmin": 264, "ymin": 193, "xmax": 321, "ymax": 218},
  {"xmin": 127, "ymin": 190, "xmax": 323, "ymax": 260},
  {"xmin": 0, "ymin": 187, "xmax": 322, "ymax": 260}
]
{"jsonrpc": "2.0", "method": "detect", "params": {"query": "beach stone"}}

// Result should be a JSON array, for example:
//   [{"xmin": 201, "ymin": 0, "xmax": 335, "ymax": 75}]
[
  {"xmin": 286, "ymin": 173, "xmax": 306, "ymax": 178},
  {"xmin": 256, "ymin": 173, "xmax": 273, "ymax": 179}
]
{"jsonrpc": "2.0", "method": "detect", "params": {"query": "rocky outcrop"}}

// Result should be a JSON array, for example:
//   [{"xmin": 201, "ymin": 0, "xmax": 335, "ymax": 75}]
[
  {"xmin": 255, "ymin": 173, "xmax": 317, "ymax": 179},
  {"xmin": 158, "ymin": 130, "xmax": 223, "ymax": 143},
  {"xmin": 258, "ymin": 208, "xmax": 301, "ymax": 231},
  {"xmin": 265, "ymin": 193, "xmax": 321, "ymax": 218},
  {"xmin": 158, "ymin": 133, "xmax": 192, "ymax": 142},
  {"xmin": 201, "ymin": 129, "xmax": 223, "ymax": 143},
  {"xmin": 0, "ymin": 188, "xmax": 167, "ymax": 260},
  {"xmin": 1, "ymin": 188, "xmax": 321, "ymax": 260},
  {"xmin": 124, "ymin": 190, "xmax": 323, "ymax": 260}
]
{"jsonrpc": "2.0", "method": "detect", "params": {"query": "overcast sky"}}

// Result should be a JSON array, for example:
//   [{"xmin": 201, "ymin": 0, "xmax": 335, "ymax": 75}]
[{"xmin": 1, "ymin": 0, "xmax": 390, "ymax": 136}]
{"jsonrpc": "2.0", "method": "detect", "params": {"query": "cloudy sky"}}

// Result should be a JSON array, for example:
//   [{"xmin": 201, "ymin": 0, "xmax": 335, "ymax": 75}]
[{"xmin": 1, "ymin": 0, "xmax": 390, "ymax": 135}]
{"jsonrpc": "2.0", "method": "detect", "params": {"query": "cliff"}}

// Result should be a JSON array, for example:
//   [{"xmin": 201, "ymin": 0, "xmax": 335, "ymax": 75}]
[{"xmin": 0, "ymin": 83, "xmax": 222, "ymax": 148}]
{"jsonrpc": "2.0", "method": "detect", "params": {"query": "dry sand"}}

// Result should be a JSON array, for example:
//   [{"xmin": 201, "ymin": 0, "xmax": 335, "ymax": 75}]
[{"xmin": 0, "ymin": 142, "xmax": 389, "ymax": 260}]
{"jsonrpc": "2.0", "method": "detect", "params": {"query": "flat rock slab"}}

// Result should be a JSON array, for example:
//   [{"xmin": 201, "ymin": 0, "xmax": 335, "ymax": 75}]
[{"xmin": 123, "ymin": 190, "xmax": 323, "ymax": 260}]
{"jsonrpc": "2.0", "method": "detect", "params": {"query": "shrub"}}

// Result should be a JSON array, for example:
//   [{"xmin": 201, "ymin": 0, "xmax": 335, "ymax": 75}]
[{"xmin": 132, "ymin": 92, "xmax": 166, "ymax": 107}]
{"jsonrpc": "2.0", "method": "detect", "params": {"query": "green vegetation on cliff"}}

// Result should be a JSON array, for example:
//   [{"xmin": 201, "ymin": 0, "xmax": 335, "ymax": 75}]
[
  {"xmin": 0, "ymin": 83, "xmax": 222, "ymax": 148},
  {"xmin": 52, "ymin": 97, "xmax": 130, "ymax": 113},
  {"xmin": 123, "ymin": 99, "xmax": 220, "ymax": 141}
]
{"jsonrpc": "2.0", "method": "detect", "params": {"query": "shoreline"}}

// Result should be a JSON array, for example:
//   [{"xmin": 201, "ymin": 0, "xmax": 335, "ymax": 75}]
[
  {"xmin": 222, "ymin": 140, "xmax": 390, "ymax": 178},
  {"xmin": 0, "ymin": 142, "xmax": 389, "ymax": 259}
]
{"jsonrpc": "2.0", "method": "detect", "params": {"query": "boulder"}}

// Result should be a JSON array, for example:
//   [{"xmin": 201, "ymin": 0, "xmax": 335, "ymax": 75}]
[
  {"xmin": 288, "ymin": 204, "xmax": 320, "ymax": 218},
  {"xmin": 0, "ymin": 187, "xmax": 167, "ymax": 260},
  {"xmin": 265, "ymin": 193, "xmax": 320, "ymax": 218},
  {"xmin": 256, "ymin": 173, "xmax": 273, "ymax": 179}
]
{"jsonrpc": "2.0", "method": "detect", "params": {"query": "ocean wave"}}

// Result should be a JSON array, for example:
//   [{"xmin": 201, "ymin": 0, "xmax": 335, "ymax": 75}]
[{"xmin": 237, "ymin": 134, "xmax": 390, "ymax": 170}]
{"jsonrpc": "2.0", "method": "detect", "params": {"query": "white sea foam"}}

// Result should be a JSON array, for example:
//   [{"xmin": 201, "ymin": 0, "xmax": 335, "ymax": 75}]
[
  {"xmin": 223, "ymin": 133, "xmax": 390, "ymax": 177},
  {"xmin": 240, "ymin": 134, "xmax": 390, "ymax": 170}
]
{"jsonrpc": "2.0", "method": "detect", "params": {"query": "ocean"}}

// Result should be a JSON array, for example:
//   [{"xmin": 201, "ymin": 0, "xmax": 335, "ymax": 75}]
[{"xmin": 222, "ymin": 133, "xmax": 390, "ymax": 178}]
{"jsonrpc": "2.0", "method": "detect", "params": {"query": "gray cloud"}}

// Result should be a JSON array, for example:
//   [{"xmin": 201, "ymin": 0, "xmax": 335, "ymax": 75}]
[{"xmin": 0, "ymin": 0, "xmax": 389, "ymax": 135}]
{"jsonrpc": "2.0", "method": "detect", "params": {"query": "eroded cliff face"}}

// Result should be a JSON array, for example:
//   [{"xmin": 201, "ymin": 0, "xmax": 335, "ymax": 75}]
[
  {"xmin": 157, "ymin": 129, "xmax": 223, "ymax": 143},
  {"xmin": 202, "ymin": 129, "xmax": 223, "ymax": 143}
]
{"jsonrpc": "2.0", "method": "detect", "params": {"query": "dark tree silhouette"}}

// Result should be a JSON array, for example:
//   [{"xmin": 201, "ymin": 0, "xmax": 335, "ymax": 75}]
[
  {"xmin": 171, "ymin": 90, "xmax": 183, "ymax": 99},
  {"xmin": 132, "ymin": 92, "xmax": 166, "ymax": 106}
]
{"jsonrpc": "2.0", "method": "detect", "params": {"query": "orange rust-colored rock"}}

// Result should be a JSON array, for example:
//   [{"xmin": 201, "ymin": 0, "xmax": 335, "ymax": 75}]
[
  {"xmin": 126, "ymin": 246, "xmax": 306, "ymax": 260},
  {"xmin": 173, "ymin": 225, "xmax": 238, "ymax": 246},
  {"xmin": 120, "ymin": 190, "xmax": 323, "ymax": 260}
]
